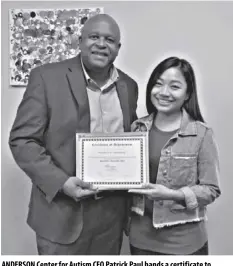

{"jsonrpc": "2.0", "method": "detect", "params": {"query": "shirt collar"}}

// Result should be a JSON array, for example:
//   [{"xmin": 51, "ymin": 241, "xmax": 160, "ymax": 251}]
[{"xmin": 80, "ymin": 56, "xmax": 119, "ymax": 90}]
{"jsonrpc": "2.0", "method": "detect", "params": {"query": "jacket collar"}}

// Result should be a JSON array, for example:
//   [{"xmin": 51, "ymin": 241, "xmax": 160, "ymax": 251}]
[
  {"xmin": 132, "ymin": 109, "xmax": 197, "ymax": 136},
  {"xmin": 66, "ymin": 54, "xmax": 90, "ymax": 132},
  {"xmin": 179, "ymin": 109, "xmax": 197, "ymax": 136}
]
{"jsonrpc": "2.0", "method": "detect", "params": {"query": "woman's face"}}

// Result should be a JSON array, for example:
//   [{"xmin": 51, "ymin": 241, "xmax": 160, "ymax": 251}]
[{"xmin": 150, "ymin": 67, "xmax": 188, "ymax": 115}]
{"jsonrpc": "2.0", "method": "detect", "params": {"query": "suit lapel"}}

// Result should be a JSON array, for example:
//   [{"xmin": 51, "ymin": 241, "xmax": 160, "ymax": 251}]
[
  {"xmin": 116, "ymin": 80, "xmax": 131, "ymax": 131},
  {"xmin": 66, "ymin": 56, "xmax": 131, "ymax": 132},
  {"xmin": 66, "ymin": 55, "xmax": 90, "ymax": 132}
]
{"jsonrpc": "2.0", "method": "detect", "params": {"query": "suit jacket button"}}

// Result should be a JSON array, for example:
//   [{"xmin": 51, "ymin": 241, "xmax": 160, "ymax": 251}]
[
  {"xmin": 159, "ymin": 200, "xmax": 163, "ymax": 206},
  {"xmin": 163, "ymin": 170, "xmax": 167, "ymax": 176}
]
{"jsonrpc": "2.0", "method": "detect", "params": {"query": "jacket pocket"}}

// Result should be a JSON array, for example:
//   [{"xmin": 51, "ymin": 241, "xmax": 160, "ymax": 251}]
[
  {"xmin": 170, "ymin": 202, "xmax": 186, "ymax": 212},
  {"xmin": 170, "ymin": 154, "xmax": 197, "ymax": 188}
]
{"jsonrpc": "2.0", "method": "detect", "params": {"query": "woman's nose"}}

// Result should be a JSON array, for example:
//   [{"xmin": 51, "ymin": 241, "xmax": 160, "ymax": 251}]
[{"xmin": 159, "ymin": 85, "xmax": 170, "ymax": 96}]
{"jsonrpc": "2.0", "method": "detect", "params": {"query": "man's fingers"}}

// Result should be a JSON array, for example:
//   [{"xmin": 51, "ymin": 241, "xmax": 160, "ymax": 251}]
[
  {"xmin": 80, "ymin": 190, "xmax": 98, "ymax": 197},
  {"xmin": 75, "ymin": 178, "xmax": 96, "ymax": 190},
  {"xmin": 75, "ymin": 189, "xmax": 98, "ymax": 199}
]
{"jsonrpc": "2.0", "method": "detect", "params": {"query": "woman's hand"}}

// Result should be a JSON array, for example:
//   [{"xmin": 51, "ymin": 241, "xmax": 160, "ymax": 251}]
[{"xmin": 128, "ymin": 183, "xmax": 185, "ymax": 201}]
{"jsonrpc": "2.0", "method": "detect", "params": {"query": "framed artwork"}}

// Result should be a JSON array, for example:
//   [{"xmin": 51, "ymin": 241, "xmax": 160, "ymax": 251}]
[{"xmin": 9, "ymin": 8, "xmax": 104, "ymax": 86}]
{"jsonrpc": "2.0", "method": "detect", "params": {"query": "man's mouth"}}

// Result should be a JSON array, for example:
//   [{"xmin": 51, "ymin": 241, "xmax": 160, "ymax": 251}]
[{"xmin": 91, "ymin": 51, "xmax": 108, "ymax": 57}]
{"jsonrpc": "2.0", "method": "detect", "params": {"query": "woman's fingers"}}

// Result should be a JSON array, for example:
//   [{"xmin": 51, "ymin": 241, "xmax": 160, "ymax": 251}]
[{"xmin": 128, "ymin": 189, "xmax": 151, "ymax": 195}]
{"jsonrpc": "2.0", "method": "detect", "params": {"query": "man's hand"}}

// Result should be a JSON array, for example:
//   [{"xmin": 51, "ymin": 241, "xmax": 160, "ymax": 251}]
[
  {"xmin": 128, "ymin": 183, "xmax": 184, "ymax": 201},
  {"xmin": 62, "ymin": 176, "xmax": 98, "ymax": 201}
]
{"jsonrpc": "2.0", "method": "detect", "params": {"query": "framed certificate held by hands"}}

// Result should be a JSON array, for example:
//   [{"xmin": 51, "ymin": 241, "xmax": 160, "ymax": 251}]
[{"xmin": 76, "ymin": 132, "xmax": 149, "ymax": 190}]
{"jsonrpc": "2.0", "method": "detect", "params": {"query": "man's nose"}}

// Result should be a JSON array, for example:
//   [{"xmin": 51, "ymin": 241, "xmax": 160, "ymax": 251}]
[{"xmin": 96, "ymin": 37, "xmax": 107, "ymax": 47}]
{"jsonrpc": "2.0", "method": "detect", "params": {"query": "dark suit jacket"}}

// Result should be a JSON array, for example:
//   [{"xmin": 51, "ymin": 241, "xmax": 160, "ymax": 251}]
[{"xmin": 9, "ymin": 54, "xmax": 138, "ymax": 244}]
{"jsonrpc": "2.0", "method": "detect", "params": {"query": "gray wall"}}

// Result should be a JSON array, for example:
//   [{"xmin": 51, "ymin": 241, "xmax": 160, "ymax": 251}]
[{"xmin": 1, "ymin": 1, "xmax": 233, "ymax": 255}]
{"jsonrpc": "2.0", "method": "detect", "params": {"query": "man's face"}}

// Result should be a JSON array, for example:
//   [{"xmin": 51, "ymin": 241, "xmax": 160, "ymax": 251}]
[{"xmin": 79, "ymin": 19, "xmax": 121, "ymax": 71}]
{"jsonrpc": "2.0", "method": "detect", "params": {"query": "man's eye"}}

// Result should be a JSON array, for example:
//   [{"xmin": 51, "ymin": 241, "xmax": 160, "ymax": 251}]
[
  {"xmin": 89, "ymin": 35, "xmax": 98, "ymax": 40},
  {"xmin": 107, "ymin": 38, "xmax": 114, "ymax": 43}
]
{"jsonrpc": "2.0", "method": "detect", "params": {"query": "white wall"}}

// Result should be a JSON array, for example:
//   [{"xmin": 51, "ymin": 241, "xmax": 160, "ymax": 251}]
[{"xmin": 1, "ymin": 1, "xmax": 233, "ymax": 255}]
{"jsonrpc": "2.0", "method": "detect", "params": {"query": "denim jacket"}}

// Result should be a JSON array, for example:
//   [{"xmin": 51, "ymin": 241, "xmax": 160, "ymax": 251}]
[{"xmin": 131, "ymin": 110, "xmax": 221, "ymax": 228}]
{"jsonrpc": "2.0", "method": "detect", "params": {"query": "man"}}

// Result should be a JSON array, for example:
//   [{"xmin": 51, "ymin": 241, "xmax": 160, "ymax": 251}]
[{"xmin": 9, "ymin": 14, "xmax": 138, "ymax": 255}]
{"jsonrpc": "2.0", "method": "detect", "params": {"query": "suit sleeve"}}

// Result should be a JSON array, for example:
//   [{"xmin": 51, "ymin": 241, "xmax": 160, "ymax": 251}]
[{"xmin": 9, "ymin": 67, "xmax": 69, "ymax": 203}]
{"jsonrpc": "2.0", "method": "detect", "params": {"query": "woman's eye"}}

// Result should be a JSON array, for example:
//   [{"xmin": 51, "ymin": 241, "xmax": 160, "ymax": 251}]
[
  {"xmin": 155, "ymin": 81, "xmax": 162, "ymax": 86},
  {"xmin": 171, "ymin": 85, "xmax": 180, "ymax": 90}
]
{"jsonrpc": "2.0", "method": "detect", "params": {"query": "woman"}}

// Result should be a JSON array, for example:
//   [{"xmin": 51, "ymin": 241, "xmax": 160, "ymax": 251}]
[{"xmin": 128, "ymin": 57, "xmax": 221, "ymax": 255}]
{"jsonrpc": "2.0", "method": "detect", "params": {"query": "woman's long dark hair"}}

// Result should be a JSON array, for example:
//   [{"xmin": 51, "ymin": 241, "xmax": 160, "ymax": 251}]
[{"xmin": 146, "ymin": 57, "xmax": 204, "ymax": 122}]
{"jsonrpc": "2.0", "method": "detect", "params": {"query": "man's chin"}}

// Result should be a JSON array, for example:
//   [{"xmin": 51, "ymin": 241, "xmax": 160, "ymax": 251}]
[
  {"xmin": 83, "ymin": 57, "xmax": 113, "ymax": 72},
  {"xmin": 90, "ymin": 62, "xmax": 110, "ymax": 71}
]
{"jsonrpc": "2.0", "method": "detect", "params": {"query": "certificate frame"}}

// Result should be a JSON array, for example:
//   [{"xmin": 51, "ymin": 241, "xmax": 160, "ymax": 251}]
[{"xmin": 76, "ymin": 132, "xmax": 149, "ymax": 190}]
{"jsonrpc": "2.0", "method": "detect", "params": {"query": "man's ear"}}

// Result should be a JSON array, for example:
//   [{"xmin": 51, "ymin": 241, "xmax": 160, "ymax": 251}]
[
  {"xmin": 115, "ymin": 42, "xmax": 121, "ymax": 56},
  {"xmin": 79, "ymin": 36, "xmax": 82, "ymax": 43}
]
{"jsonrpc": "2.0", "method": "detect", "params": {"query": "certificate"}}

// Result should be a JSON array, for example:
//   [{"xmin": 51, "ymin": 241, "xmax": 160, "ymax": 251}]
[{"xmin": 76, "ymin": 132, "xmax": 149, "ymax": 189}]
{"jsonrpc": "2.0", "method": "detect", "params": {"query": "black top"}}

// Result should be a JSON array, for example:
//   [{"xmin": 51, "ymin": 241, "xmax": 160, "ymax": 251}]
[{"xmin": 145, "ymin": 124, "xmax": 178, "ymax": 215}]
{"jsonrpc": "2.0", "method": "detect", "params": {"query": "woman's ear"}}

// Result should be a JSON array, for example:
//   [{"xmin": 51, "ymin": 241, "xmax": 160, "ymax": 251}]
[{"xmin": 184, "ymin": 92, "xmax": 190, "ymax": 103}]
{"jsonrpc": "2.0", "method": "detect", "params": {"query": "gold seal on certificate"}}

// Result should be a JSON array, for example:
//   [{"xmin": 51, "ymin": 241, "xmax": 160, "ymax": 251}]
[{"xmin": 76, "ymin": 132, "xmax": 149, "ymax": 190}]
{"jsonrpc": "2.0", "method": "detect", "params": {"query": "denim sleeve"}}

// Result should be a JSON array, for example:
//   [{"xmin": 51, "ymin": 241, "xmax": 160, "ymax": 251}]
[{"xmin": 181, "ymin": 128, "xmax": 221, "ymax": 209}]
